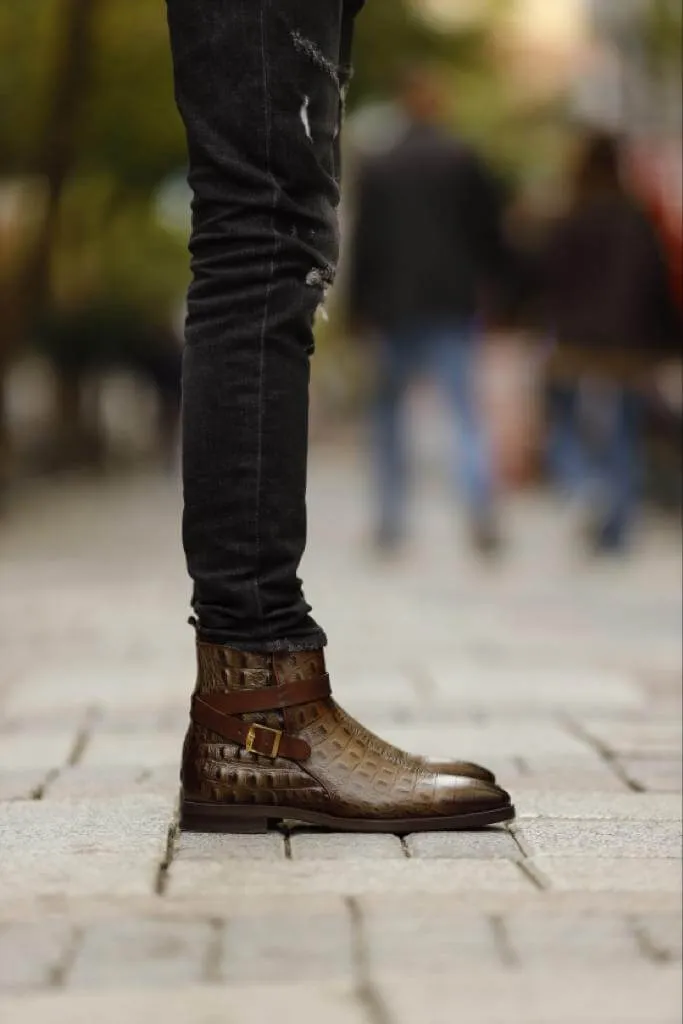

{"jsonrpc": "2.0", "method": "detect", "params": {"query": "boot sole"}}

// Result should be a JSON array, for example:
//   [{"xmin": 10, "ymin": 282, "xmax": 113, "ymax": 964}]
[{"xmin": 180, "ymin": 798, "xmax": 515, "ymax": 834}]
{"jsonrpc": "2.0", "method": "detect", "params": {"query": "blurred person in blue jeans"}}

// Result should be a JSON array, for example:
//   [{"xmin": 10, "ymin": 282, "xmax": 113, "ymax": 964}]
[
  {"xmin": 544, "ymin": 132, "xmax": 681, "ymax": 554},
  {"xmin": 348, "ymin": 67, "xmax": 510, "ymax": 555}
]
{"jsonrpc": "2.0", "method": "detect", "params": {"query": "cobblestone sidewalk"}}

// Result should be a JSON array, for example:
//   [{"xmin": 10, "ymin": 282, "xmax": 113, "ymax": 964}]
[{"xmin": 0, "ymin": 448, "xmax": 681, "ymax": 1023}]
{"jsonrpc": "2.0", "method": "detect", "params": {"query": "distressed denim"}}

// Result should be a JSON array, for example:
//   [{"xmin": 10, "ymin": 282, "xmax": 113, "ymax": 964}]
[{"xmin": 166, "ymin": 0, "xmax": 362, "ymax": 649}]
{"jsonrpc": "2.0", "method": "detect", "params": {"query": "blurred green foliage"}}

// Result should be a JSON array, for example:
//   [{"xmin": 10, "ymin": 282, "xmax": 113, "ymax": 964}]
[
  {"xmin": 1, "ymin": 0, "xmax": 678, "ymax": 337},
  {"xmin": 350, "ymin": 0, "xmax": 561, "ymax": 186},
  {"xmin": 0, "ymin": 0, "xmax": 184, "ymax": 183},
  {"xmin": 0, "ymin": 1, "xmax": 52, "ymax": 173},
  {"xmin": 0, "ymin": 0, "xmax": 190, "ymax": 358},
  {"xmin": 351, "ymin": 0, "xmax": 491, "ymax": 104},
  {"xmin": 645, "ymin": 0, "xmax": 683, "ymax": 70},
  {"xmin": 82, "ymin": 3, "xmax": 186, "ymax": 190},
  {"xmin": 0, "ymin": 0, "xmax": 522, "ymax": 339}
]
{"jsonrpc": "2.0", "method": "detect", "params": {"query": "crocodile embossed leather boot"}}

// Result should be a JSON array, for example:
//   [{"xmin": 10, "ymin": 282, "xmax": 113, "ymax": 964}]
[{"xmin": 180, "ymin": 642, "xmax": 514, "ymax": 833}]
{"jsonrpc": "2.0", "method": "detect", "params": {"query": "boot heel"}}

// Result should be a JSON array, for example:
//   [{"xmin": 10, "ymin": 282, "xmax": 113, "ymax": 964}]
[{"xmin": 180, "ymin": 800, "xmax": 270, "ymax": 834}]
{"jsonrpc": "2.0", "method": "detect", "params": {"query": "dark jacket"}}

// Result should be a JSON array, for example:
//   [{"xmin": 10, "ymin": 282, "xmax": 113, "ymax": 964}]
[
  {"xmin": 544, "ymin": 193, "xmax": 681, "ymax": 369},
  {"xmin": 347, "ymin": 122, "xmax": 509, "ymax": 333}
]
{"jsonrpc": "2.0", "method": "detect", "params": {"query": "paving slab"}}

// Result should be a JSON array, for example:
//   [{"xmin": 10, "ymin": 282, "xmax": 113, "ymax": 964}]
[
  {"xmin": 405, "ymin": 828, "xmax": 519, "ymax": 859},
  {"xmin": 509, "ymin": 757, "xmax": 627, "ymax": 792},
  {"xmin": 81, "ymin": 734, "xmax": 182, "ymax": 769},
  {"xmin": 169, "ymin": 857, "xmax": 532, "ymax": 898},
  {"xmin": 97, "ymin": 705, "xmax": 188, "ymax": 734},
  {"xmin": 0, "ymin": 797, "xmax": 172, "ymax": 903},
  {"xmin": 533, "ymin": 857, "xmax": 683, "ymax": 892},
  {"xmin": 68, "ymin": 919, "xmax": 211, "ymax": 988},
  {"xmin": 175, "ymin": 831, "xmax": 285, "ymax": 861},
  {"xmin": 517, "ymin": 820, "xmax": 682, "ymax": 859},
  {"xmin": 0, "ymin": 709, "xmax": 91, "ymax": 733},
  {"xmin": 504, "ymin": 910, "xmax": 642, "ymax": 963},
  {"xmin": 220, "ymin": 900, "xmax": 354, "ymax": 983},
  {"xmin": 3, "ymin": 663, "xmax": 191, "ymax": 717},
  {"xmin": 0, "ymin": 983, "xmax": 366, "ymax": 1024},
  {"xmin": 0, "ymin": 733, "xmax": 77, "ymax": 772},
  {"xmin": 375, "ymin": 967, "xmax": 682, "ymax": 1024},
  {"xmin": 357, "ymin": 898, "xmax": 500, "ymax": 969},
  {"xmin": 0, "ymin": 853, "xmax": 161, "ymax": 904},
  {"xmin": 378, "ymin": 722, "xmax": 593, "ymax": 759},
  {"xmin": 0, "ymin": 770, "xmax": 53, "ymax": 801},
  {"xmin": 636, "ymin": 913, "xmax": 683, "ymax": 962},
  {"xmin": 289, "ymin": 832, "xmax": 404, "ymax": 860},
  {"xmin": 431, "ymin": 666, "xmax": 645, "ymax": 709},
  {"xmin": 516, "ymin": 792, "xmax": 682, "ymax": 821},
  {"xmin": 331, "ymin": 671, "xmax": 420, "ymax": 703},
  {"xmin": 577, "ymin": 719, "xmax": 683, "ymax": 758},
  {"xmin": 620, "ymin": 757, "xmax": 683, "ymax": 793},
  {"xmin": 0, "ymin": 797, "xmax": 172, "ymax": 855},
  {"xmin": 0, "ymin": 921, "xmax": 74, "ymax": 991},
  {"xmin": 47, "ymin": 765, "xmax": 179, "ymax": 800}
]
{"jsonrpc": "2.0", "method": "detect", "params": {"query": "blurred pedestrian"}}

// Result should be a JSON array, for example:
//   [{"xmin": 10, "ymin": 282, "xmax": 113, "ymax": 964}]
[
  {"xmin": 544, "ymin": 131, "xmax": 681, "ymax": 553},
  {"xmin": 165, "ymin": 2, "xmax": 514, "ymax": 835},
  {"xmin": 347, "ymin": 66, "xmax": 510, "ymax": 556}
]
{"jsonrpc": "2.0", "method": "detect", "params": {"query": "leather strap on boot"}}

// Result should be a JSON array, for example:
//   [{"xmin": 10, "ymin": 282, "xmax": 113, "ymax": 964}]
[{"xmin": 190, "ymin": 674, "xmax": 331, "ymax": 760}]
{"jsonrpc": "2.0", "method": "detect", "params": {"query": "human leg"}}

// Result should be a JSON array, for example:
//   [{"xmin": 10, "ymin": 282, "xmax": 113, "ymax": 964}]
[
  {"xmin": 432, "ymin": 326, "xmax": 499, "ymax": 550},
  {"xmin": 544, "ymin": 382, "xmax": 589, "ymax": 497},
  {"xmin": 595, "ymin": 388, "xmax": 642, "ymax": 550},
  {"xmin": 168, "ymin": 0, "xmax": 512, "ymax": 829},
  {"xmin": 168, "ymin": 0, "xmax": 348, "ymax": 650},
  {"xmin": 372, "ymin": 336, "xmax": 414, "ymax": 549}
]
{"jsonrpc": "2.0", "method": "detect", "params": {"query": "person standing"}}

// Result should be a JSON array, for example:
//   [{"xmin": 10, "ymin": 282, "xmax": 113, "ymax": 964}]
[
  {"xmin": 545, "ymin": 131, "xmax": 681, "ymax": 553},
  {"xmin": 348, "ymin": 67, "xmax": 510, "ymax": 554},
  {"xmin": 165, "ymin": 1, "xmax": 513, "ymax": 833}
]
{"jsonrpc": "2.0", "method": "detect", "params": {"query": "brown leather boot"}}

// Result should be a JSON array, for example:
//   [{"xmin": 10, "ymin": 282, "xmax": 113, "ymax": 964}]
[{"xmin": 180, "ymin": 642, "xmax": 514, "ymax": 833}]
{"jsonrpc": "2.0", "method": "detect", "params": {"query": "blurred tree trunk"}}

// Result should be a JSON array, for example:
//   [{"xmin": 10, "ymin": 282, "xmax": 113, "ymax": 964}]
[{"xmin": 0, "ymin": 0, "xmax": 101, "ymax": 485}]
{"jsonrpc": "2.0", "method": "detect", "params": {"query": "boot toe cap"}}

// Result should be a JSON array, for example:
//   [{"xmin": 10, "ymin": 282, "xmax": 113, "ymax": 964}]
[
  {"xmin": 433, "ymin": 774, "xmax": 514, "ymax": 816},
  {"xmin": 421, "ymin": 756, "xmax": 496, "ymax": 784}
]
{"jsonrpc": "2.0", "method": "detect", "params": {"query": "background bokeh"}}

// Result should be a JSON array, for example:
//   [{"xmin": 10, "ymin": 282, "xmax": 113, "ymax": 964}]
[
  {"xmin": 0, "ymin": 0, "xmax": 680, "ymax": 500},
  {"xmin": 0, "ymin": 7, "xmax": 681, "ymax": 1020}
]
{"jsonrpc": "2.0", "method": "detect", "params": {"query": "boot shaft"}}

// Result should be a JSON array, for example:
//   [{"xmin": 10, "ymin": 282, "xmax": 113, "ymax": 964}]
[
  {"xmin": 193, "ymin": 642, "xmax": 327, "ymax": 696},
  {"xmin": 182, "ymin": 642, "xmax": 327, "ymax": 797}
]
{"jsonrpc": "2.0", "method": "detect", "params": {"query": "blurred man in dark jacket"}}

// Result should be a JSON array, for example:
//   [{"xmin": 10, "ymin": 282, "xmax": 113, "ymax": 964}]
[{"xmin": 348, "ymin": 67, "xmax": 509, "ymax": 554}]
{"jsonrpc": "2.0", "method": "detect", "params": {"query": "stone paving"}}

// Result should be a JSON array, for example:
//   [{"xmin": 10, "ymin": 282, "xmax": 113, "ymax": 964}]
[{"xmin": 0, "ymin": 443, "xmax": 681, "ymax": 1024}]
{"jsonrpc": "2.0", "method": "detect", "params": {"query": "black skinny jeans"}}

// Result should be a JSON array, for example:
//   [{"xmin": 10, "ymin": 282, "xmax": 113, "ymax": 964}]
[{"xmin": 166, "ymin": 0, "xmax": 362, "ymax": 650}]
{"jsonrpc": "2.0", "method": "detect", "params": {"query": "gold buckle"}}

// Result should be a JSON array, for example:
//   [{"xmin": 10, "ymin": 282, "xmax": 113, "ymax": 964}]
[{"xmin": 245, "ymin": 724, "xmax": 282, "ymax": 759}]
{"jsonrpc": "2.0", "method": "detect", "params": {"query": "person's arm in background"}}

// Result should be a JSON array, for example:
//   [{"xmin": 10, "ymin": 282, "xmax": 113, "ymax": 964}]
[
  {"xmin": 462, "ymin": 152, "xmax": 517, "ymax": 331},
  {"xmin": 636, "ymin": 204, "xmax": 683, "ymax": 417},
  {"xmin": 639, "ymin": 208, "xmax": 683, "ymax": 362}
]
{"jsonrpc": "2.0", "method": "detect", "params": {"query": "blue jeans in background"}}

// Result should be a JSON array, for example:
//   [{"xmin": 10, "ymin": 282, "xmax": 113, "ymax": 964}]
[
  {"xmin": 548, "ymin": 381, "xmax": 642, "ymax": 548},
  {"xmin": 372, "ymin": 323, "xmax": 495, "ymax": 543}
]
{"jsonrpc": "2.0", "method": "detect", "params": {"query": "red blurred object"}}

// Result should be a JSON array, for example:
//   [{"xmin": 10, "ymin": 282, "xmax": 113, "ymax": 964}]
[{"xmin": 630, "ymin": 143, "xmax": 683, "ymax": 311}]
